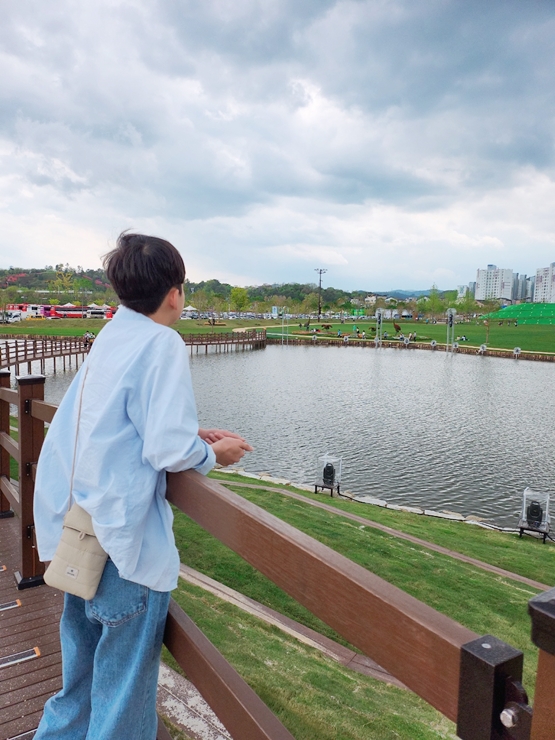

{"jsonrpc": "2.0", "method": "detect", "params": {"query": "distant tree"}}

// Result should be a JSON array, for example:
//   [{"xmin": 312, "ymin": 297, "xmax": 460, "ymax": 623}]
[
  {"xmin": 230, "ymin": 287, "xmax": 250, "ymax": 313},
  {"xmin": 73, "ymin": 277, "xmax": 91, "ymax": 305},
  {"xmin": 427, "ymin": 285, "xmax": 445, "ymax": 320},
  {"xmin": 50, "ymin": 270, "xmax": 74, "ymax": 298},
  {"xmin": 443, "ymin": 290, "xmax": 458, "ymax": 308},
  {"xmin": 301, "ymin": 292, "xmax": 319, "ymax": 314},
  {"xmin": 458, "ymin": 289, "xmax": 477, "ymax": 319}
]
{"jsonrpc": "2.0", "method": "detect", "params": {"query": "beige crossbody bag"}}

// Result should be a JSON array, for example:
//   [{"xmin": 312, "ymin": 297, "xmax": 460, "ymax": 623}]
[{"xmin": 44, "ymin": 365, "xmax": 108, "ymax": 599}]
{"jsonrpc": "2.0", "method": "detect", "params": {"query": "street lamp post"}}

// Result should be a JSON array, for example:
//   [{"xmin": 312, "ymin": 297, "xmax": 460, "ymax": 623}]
[{"xmin": 314, "ymin": 268, "xmax": 327, "ymax": 322}]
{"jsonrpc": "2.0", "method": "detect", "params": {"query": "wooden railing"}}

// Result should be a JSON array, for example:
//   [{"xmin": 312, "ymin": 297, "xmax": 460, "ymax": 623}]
[
  {"xmin": 0, "ymin": 331, "xmax": 266, "ymax": 370},
  {"xmin": 1, "ymin": 371, "xmax": 554, "ymax": 740},
  {"xmin": 179, "ymin": 329, "xmax": 267, "ymax": 348},
  {"xmin": 0, "ymin": 337, "xmax": 88, "ymax": 372}
]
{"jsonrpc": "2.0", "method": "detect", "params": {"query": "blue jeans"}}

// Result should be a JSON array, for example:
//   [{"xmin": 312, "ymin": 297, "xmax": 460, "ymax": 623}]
[{"xmin": 35, "ymin": 560, "xmax": 171, "ymax": 740}]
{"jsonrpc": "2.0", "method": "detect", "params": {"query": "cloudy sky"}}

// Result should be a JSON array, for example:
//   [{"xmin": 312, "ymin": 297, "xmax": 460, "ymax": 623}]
[{"xmin": 2, "ymin": 0, "xmax": 555, "ymax": 291}]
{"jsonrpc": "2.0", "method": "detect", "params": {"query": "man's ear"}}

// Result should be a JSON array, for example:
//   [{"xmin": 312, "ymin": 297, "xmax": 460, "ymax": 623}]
[{"xmin": 167, "ymin": 286, "xmax": 181, "ymax": 310}]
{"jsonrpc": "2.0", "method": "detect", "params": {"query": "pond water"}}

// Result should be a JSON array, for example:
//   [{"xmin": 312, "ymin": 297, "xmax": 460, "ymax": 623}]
[{"xmin": 33, "ymin": 344, "xmax": 555, "ymax": 527}]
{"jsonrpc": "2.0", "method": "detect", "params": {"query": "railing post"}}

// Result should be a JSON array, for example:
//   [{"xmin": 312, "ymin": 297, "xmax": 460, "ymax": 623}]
[
  {"xmin": 528, "ymin": 588, "xmax": 555, "ymax": 740},
  {"xmin": 0, "ymin": 369, "xmax": 14, "ymax": 518},
  {"xmin": 457, "ymin": 634, "xmax": 532, "ymax": 739},
  {"xmin": 15, "ymin": 374, "xmax": 46, "ymax": 589}
]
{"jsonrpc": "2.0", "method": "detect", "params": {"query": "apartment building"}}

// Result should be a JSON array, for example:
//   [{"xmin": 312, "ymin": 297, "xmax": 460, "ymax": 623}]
[
  {"xmin": 475, "ymin": 265, "xmax": 513, "ymax": 301},
  {"xmin": 534, "ymin": 263, "xmax": 555, "ymax": 303}
]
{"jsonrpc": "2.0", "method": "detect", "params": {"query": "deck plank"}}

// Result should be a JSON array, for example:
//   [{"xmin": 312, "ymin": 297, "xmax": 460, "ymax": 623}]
[{"xmin": 0, "ymin": 516, "xmax": 62, "ymax": 740}]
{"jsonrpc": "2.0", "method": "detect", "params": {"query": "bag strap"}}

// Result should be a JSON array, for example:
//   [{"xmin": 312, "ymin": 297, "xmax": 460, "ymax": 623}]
[{"xmin": 67, "ymin": 363, "xmax": 90, "ymax": 513}]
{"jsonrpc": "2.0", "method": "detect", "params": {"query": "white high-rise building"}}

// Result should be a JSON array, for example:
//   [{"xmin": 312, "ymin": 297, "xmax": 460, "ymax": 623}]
[
  {"xmin": 475, "ymin": 265, "xmax": 514, "ymax": 301},
  {"xmin": 534, "ymin": 263, "xmax": 555, "ymax": 303}
]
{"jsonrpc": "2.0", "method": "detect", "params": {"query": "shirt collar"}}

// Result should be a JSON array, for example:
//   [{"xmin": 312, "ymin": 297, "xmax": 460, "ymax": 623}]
[{"xmin": 113, "ymin": 305, "xmax": 154, "ymax": 325}]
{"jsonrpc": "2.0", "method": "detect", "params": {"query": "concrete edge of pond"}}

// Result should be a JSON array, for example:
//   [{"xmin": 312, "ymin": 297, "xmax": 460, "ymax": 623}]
[{"xmin": 214, "ymin": 467, "xmax": 533, "ymax": 535}]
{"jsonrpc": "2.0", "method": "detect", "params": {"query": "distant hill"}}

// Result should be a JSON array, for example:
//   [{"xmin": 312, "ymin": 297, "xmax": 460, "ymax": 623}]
[
  {"xmin": 0, "ymin": 267, "xmax": 452, "ymax": 305},
  {"xmin": 385, "ymin": 289, "xmax": 432, "ymax": 300}
]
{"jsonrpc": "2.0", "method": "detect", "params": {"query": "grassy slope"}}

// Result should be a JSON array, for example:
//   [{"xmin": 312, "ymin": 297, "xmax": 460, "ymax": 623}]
[
  {"xmin": 171, "ymin": 581, "xmax": 458, "ymax": 740},
  {"xmin": 174, "ymin": 482, "xmax": 541, "ymax": 700},
  {"xmin": 210, "ymin": 472, "xmax": 555, "ymax": 587}
]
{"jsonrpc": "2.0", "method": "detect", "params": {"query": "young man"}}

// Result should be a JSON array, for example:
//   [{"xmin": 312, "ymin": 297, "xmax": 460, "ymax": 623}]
[{"xmin": 33, "ymin": 233, "xmax": 252, "ymax": 740}]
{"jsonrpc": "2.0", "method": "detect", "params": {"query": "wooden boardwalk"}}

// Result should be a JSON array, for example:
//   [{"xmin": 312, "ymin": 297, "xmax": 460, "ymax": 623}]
[
  {"xmin": 0, "ymin": 516, "xmax": 63, "ymax": 740},
  {"xmin": 0, "ymin": 330, "xmax": 267, "ymax": 373},
  {"xmin": 0, "ymin": 338, "xmax": 87, "ymax": 375},
  {"xmin": 180, "ymin": 330, "xmax": 266, "ymax": 354}
]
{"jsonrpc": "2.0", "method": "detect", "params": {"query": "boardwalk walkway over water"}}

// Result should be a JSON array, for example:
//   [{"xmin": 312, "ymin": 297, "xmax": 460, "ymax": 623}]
[
  {"xmin": 180, "ymin": 329, "xmax": 266, "ymax": 354},
  {"xmin": 0, "ymin": 337, "xmax": 88, "ymax": 375},
  {"xmin": 0, "ymin": 329, "xmax": 266, "ymax": 375},
  {"xmin": 1, "ymin": 372, "xmax": 555, "ymax": 739}
]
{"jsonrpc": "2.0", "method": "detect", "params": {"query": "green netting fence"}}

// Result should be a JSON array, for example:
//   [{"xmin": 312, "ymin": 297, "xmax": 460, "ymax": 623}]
[{"xmin": 483, "ymin": 303, "xmax": 555, "ymax": 325}]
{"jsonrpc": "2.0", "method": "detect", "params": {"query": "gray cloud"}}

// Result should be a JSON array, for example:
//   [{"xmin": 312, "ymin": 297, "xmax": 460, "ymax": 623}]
[{"xmin": 1, "ymin": 0, "xmax": 554, "ymax": 289}]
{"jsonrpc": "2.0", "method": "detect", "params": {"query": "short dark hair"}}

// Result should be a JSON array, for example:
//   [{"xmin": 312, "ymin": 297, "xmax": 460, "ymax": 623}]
[{"xmin": 103, "ymin": 232, "xmax": 185, "ymax": 315}]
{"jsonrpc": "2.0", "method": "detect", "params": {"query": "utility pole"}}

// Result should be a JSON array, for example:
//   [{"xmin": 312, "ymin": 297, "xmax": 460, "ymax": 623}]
[{"xmin": 314, "ymin": 268, "xmax": 327, "ymax": 322}]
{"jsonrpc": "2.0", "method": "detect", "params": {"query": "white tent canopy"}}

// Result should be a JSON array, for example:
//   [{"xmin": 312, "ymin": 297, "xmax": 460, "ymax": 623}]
[{"xmin": 183, "ymin": 305, "xmax": 197, "ymax": 311}]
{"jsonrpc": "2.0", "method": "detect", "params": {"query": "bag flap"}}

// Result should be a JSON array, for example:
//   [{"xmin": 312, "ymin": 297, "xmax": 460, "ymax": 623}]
[{"xmin": 63, "ymin": 503, "xmax": 97, "ymax": 536}]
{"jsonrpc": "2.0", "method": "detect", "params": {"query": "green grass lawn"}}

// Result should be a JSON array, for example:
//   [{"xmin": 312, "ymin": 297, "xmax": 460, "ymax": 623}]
[
  {"xmin": 174, "ymin": 480, "xmax": 541, "ymax": 701},
  {"xmin": 0, "ymin": 317, "xmax": 274, "ymax": 338},
  {"xmin": 169, "ymin": 580, "xmax": 458, "ymax": 740},
  {"xmin": 209, "ymin": 472, "xmax": 555, "ymax": 587},
  {"xmin": 268, "ymin": 319, "xmax": 555, "ymax": 353},
  {"xmin": 4, "ymin": 316, "xmax": 555, "ymax": 352}
]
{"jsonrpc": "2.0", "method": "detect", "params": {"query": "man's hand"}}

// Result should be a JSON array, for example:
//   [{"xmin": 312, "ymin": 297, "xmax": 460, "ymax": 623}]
[
  {"xmin": 199, "ymin": 428, "xmax": 246, "ymax": 444},
  {"xmin": 211, "ymin": 437, "xmax": 253, "ymax": 466}
]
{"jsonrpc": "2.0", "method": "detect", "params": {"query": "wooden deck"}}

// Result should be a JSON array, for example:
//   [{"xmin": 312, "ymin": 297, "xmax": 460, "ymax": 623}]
[
  {"xmin": 0, "ymin": 516, "xmax": 63, "ymax": 740},
  {"xmin": 0, "ymin": 338, "xmax": 88, "ymax": 375}
]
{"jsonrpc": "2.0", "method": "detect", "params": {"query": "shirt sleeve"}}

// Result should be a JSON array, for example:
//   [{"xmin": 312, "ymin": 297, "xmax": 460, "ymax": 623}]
[{"xmin": 127, "ymin": 329, "xmax": 216, "ymax": 475}]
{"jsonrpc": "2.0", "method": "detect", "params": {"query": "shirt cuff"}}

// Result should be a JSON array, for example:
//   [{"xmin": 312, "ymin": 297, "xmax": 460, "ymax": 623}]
[{"xmin": 195, "ymin": 442, "xmax": 217, "ymax": 476}]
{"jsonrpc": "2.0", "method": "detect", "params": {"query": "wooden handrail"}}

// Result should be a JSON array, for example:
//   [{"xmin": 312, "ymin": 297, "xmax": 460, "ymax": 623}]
[
  {"xmin": 0, "ymin": 475, "xmax": 20, "ymax": 515},
  {"xmin": 164, "ymin": 599, "xmax": 295, "ymax": 739},
  {"xmin": 31, "ymin": 399, "xmax": 57, "ymax": 424},
  {"xmin": 0, "ymin": 387, "xmax": 18, "ymax": 404},
  {"xmin": 0, "ymin": 430, "xmax": 18, "ymax": 460},
  {"xmin": 166, "ymin": 470, "xmax": 474, "ymax": 721}
]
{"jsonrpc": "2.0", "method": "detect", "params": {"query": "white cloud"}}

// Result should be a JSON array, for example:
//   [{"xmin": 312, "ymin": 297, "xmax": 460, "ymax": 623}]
[{"xmin": 1, "ymin": 0, "xmax": 554, "ymax": 290}]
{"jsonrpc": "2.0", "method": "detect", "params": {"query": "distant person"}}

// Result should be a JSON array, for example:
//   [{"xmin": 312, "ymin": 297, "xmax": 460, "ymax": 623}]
[{"xmin": 33, "ymin": 233, "xmax": 252, "ymax": 740}]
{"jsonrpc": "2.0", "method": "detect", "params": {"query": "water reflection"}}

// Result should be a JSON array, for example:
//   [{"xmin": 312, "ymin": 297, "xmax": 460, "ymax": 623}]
[{"xmin": 34, "ymin": 345, "xmax": 555, "ymax": 526}]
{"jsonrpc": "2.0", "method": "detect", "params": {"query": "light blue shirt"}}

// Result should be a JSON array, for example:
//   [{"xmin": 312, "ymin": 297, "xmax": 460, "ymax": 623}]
[{"xmin": 34, "ymin": 306, "xmax": 216, "ymax": 592}]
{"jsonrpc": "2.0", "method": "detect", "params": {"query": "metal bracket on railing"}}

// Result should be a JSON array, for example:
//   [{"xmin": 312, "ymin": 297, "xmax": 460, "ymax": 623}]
[
  {"xmin": 24, "ymin": 398, "xmax": 31, "ymax": 414},
  {"xmin": 498, "ymin": 678, "xmax": 532, "ymax": 739},
  {"xmin": 457, "ymin": 634, "xmax": 531, "ymax": 740},
  {"xmin": 26, "ymin": 524, "xmax": 34, "ymax": 540},
  {"xmin": 25, "ymin": 462, "xmax": 32, "ymax": 477}
]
